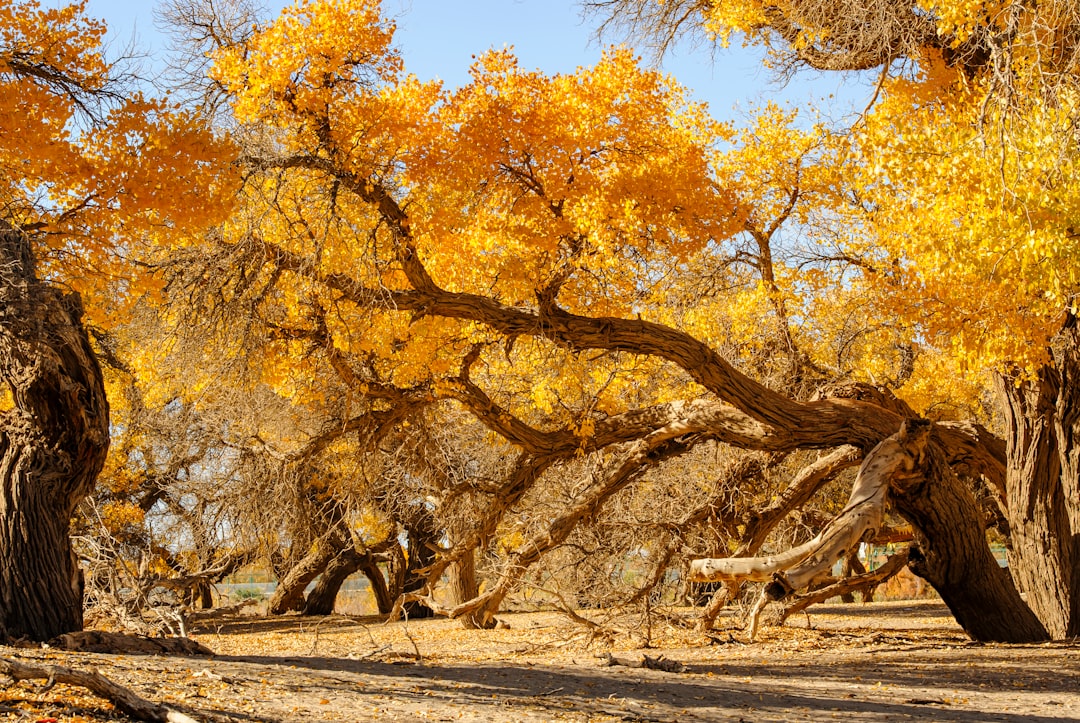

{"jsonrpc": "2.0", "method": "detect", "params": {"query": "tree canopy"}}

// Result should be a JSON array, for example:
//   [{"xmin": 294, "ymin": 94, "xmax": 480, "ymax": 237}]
[{"xmin": 3, "ymin": 0, "xmax": 1079, "ymax": 644}]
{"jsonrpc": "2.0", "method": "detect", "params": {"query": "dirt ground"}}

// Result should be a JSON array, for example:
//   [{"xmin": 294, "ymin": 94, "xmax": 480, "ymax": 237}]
[{"xmin": 2, "ymin": 600, "xmax": 1077, "ymax": 722}]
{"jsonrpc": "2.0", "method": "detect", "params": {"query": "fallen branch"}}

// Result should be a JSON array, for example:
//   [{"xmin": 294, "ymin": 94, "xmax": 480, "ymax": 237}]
[
  {"xmin": 599, "ymin": 652, "xmax": 687, "ymax": 673},
  {"xmin": 49, "ymin": 631, "xmax": 213, "ymax": 656},
  {"xmin": 0, "ymin": 657, "xmax": 199, "ymax": 723}
]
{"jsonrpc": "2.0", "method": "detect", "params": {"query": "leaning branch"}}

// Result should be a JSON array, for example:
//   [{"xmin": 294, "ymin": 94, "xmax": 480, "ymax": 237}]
[
  {"xmin": 688, "ymin": 419, "xmax": 932, "ymax": 638},
  {"xmin": 780, "ymin": 547, "xmax": 911, "ymax": 622}
]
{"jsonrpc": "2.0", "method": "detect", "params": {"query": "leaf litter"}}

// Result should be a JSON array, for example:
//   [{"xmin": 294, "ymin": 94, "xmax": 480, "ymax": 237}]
[{"xmin": 1, "ymin": 600, "xmax": 1076, "ymax": 722}]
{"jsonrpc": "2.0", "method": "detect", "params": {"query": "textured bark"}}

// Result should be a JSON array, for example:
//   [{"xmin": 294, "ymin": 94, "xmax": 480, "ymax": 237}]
[
  {"xmin": 0, "ymin": 657, "xmax": 197, "ymax": 723},
  {"xmin": 738, "ymin": 446, "xmax": 862, "ymax": 555},
  {"xmin": 267, "ymin": 542, "xmax": 334, "ymax": 614},
  {"xmin": 447, "ymin": 547, "xmax": 486, "ymax": 629},
  {"xmin": 691, "ymin": 420, "xmax": 1047, "ymax": 643},
  {"xmin": 302, "ymin": 548, "xmax": 367, "ymax": 616},
  {"xmin": 247, "ymin": 151, "xmax": 1047, "ymax": 641},
  {"xmin": 781, "ymin": 548, "xmax": 910, "ymax": 621},
  {"xmin": 401, "ymin": 511, "xmax": 439, "ymax": 620},
  {"xmin": 890, "ymin": 443, "xmax": 1049, "ymax": 643},
  {"xmin": 0, "ymin": 228, "xmax": 109, "ymax": 642},
  {"xmin": 689, "ymin": 423, "xmax": 922, "ymax": 588},
  {"xmin": 995, "ymin": 320, "xmax": 1080, "ymax": 639}
]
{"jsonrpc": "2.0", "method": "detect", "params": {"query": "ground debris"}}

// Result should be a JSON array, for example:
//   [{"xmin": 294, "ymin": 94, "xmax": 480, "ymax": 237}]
[{"xmin": 599, "ymin": 652, "xmax": 687, "ymax": 673}]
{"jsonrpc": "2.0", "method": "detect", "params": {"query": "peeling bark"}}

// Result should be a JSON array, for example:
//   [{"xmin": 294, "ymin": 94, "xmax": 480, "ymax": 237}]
[
  {"xmin": 689, "ymin": 419, "xmax": 1048, "ymax": 643},
  {"xmin": 689, "ymin": 421, "xmax": 927, "ymax": 591},
  {"xmin": 246, "ymin": 147, "xmax": 1069, "ymax": 641},
  {"xmin": 780, "ymin": 548, "xmax": 910, "ymax": 621},
  {"xmin": 891, "ymin": 442, "xmax": 1049, "ymax": 643}
]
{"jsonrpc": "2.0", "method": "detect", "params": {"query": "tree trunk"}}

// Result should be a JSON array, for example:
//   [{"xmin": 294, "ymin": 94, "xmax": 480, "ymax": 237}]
[
  {"xmin": 691, "ymin": 420, "xmax": 1048, "ymax": 643},
  {"xmin": 302, "ymin": 548, "xmax": 367, "ymax": 616},
  {"xmin": 889, "ymin": 442, "xmax": 1049, "ymax": 643},
  {"xmin": 267, "ymin": 542, "xmax": 334, "ymax": 614},
  {"xmin": 449, "ymin": 547, "xmax": 490, "ymax": 629},
  {"xmin": 359, "ymin": 556, "xmax": 394, "ymax": 614},
  {"xmin": 0, "ymin": 228, "xmax": 110, "ymax": 642},
  {"xmin": 995, "ymin": 320, "xmax": 1080, "ymax": 639},
  {"xmin": 401, "ymin": 515, "xmax": 438, "ymax": 619}
]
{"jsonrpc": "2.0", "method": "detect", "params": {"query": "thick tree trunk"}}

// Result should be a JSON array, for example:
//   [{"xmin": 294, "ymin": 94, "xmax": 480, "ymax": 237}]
[
  {"xmin": 884, "ymin": 440, "xmax": 1049, "ymax": 642},
  {"xmin": 302, "ymin": 549, "xmax": 366, "ymax": 616},
  {"xmin": 692, "ymin": 420, "xmax": 1048, "ymax": 643},
  {"xmin": 995, "ymin": 321, "xmax": 1080, "ymax": 639},
  {"xmin": 448, "ymin": 542, "xmax": 488, "ymax": 629},
  {"xmin": 267, "ymin": 542, "xmax": 334, "ymax": 614},
  {"xmin": 0, "ymin": 228, "xmax": 109, "ymax": 642}
]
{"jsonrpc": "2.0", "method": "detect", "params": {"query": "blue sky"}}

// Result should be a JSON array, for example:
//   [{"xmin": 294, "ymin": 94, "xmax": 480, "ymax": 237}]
[{"xmin": 81, "ymin": 0, "xmax": 873, "ymax": 125}]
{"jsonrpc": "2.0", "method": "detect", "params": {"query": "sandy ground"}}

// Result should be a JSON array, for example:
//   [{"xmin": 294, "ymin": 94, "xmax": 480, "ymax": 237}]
[{"xmin": 2, "ymin": 600, "xmax": 1078, "ymax": 722}]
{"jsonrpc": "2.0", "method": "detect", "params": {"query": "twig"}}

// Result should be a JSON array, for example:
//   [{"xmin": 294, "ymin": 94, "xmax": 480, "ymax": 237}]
[{"xmin": 399, "ymin": 610, "xmax": 423, "ymax": 663}]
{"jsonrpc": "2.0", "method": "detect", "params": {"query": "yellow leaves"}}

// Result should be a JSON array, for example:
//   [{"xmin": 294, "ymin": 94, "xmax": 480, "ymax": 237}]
[
  {"xmin": 212, "ymin": 0, "xmax": 401, "ymax": 125},
  {"xmin": 406, "ymin": 46, "xmax": 737, "ymax": 308},
  {"xmin": 97, "ymin": 501, "xmax": 145, "ymax": 535},
  {"xmin": 841, "ymin": 68, "xmax": 1080, "ymax": 374}
]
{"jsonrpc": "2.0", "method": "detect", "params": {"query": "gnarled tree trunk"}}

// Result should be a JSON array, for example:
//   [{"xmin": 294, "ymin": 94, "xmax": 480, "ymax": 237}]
[
  {"xmin": 267, "ymin": 541, "xmax": 334, "ymax": 614},
  {"xmin": 400, "ymin": 513, "xmax": 439, "ymax": 620},
  {"xmin": 302, "ymin": 548, "xmax": 366, "ymax": 616},
  {"xmin": 995, "ymin": 318, "xmax": 1080, "ymax": 639},
  {"xmin": 0, "ymin": 228, "xmax": 110, "ymax": 642},
  {"xmin": 691, "ymin": 419, "xmax": 1048, "ymax": 643},
  {"xmin": 888, "ymin": 442, "xmax": 1048, "ymax": 643}
]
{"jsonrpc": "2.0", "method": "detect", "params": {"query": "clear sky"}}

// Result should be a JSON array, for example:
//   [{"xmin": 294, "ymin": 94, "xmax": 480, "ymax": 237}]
[{"xmin": 80, "ymin": 0, "xmax": 873, "ymax": 125}]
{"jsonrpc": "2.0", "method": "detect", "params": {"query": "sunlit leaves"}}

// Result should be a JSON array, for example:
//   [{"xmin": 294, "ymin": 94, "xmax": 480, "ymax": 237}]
[{"xmin": 0, "ymin": 0, "xmax": 238, "ymax": 327}]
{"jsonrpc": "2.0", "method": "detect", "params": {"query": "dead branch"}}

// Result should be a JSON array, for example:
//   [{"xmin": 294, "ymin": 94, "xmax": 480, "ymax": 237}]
[
  {"xmin": 780, "ymin": 547, "xmax": 911, "ymax": 622},
  {"xmin": 599, "ymin": 652, "xmax": 687, "ymax": 673},
  {"xmin": 689, "ymin": 419, "xmax": 931, "ymax": 638},
  {"xmin": 48, "ymin": 631, "xmax": 214, "ymax": 656},
  {"xmin": 0, "ymin": 657, "xmax": 200, "ymax": 723}
]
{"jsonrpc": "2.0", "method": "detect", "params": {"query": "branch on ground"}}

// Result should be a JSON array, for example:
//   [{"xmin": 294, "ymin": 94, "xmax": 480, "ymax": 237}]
[{"xmin": 0, "ymin": 657, "xmax": 200, "ymax": 723}]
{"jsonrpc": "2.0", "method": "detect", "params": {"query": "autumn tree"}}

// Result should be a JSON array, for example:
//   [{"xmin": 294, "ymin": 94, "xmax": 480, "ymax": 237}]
[
  {"xmin": 0, "ymin": 0, "xmax": 232, "ymax": 641},
  {"xmin": 592, "ymin": 0, "xmax": 1080, "ymax": 640},
  {"xmin": 159, "ymin": 0, "xmax": 1061, "ymax": 643}
]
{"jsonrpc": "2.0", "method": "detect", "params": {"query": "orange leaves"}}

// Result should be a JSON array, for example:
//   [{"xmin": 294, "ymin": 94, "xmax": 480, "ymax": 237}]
[
  {"xmin": 409, "ymin": 47, "xmax": 737, "ymax": 309},
  {"xmin": 207, "ymin": 1, "xmax": 754, "ymax": 407},
  {"xmin": 212, "ymin": 0, "xmax": 402, "ymax": 128},
  {"xmin": 0, "ymin": 0, "xmax": 239, "ymax": 329}
]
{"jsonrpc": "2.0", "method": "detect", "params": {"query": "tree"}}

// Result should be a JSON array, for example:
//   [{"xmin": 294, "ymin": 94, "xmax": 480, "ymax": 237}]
[
  {"xmin": 0, "ymin": 226, "xmax": 108, "ymax": 641},
  {"xmin": 0, "ymin": 0, "xmax": 233, "ymax": 641},
  {"xmin": 591, "ymin": 0, "xmax": 1080, "ymax": 639},
  {"xmin": 180, "ymin": 0, "xmax": 1058, "ymax": 641}
]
